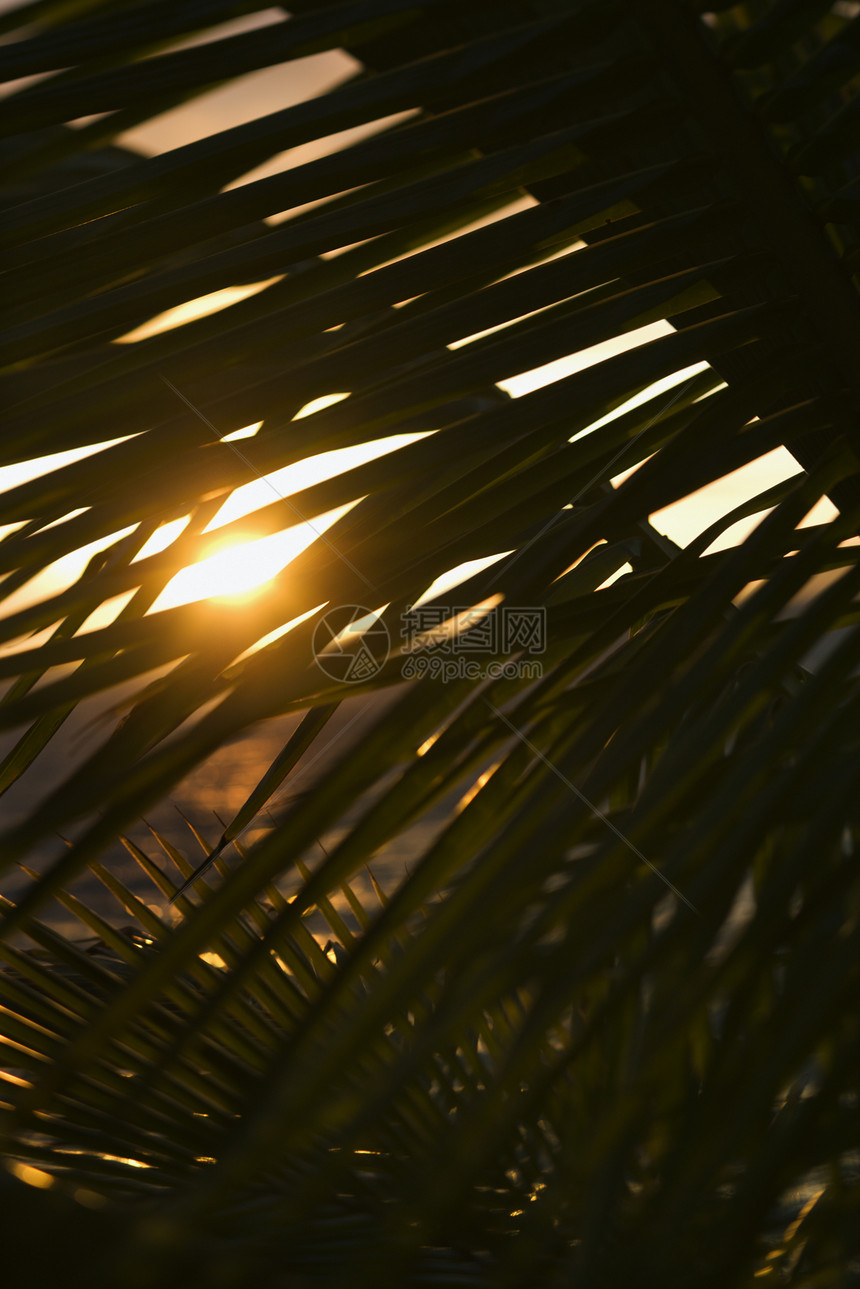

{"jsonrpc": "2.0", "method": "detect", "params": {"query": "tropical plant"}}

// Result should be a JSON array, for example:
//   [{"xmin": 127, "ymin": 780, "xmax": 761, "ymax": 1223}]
[{"xmin": 2, "ymin": 0, "xmax": 860, "ymax": 1284}]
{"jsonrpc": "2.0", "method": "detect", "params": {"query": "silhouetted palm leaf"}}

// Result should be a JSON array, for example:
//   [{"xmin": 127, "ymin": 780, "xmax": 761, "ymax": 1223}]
[{"xmin": 2, "ymin": 2, "xmax": 860, "ymax": 1285}]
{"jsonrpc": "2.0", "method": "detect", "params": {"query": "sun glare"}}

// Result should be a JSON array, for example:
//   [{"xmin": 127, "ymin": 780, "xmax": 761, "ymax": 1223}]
[
  {"xmin": 138, "ymin": 396, "xmax": 428, "ymax": 614},
  {"xmin": 151, "ymin": 508, "xmax": 351, "ymax": 611}
]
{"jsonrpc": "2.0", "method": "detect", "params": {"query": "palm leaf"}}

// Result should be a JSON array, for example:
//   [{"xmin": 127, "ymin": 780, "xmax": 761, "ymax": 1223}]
[{"xmin": 2, "ymin": 1, "xmax": 860, "ymax": 1284}]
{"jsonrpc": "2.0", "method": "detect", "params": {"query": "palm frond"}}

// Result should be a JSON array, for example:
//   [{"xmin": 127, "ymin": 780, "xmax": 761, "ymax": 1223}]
[{"xmin": 2, "ymin": 1, "xmax": 860, "ymax": 1284}]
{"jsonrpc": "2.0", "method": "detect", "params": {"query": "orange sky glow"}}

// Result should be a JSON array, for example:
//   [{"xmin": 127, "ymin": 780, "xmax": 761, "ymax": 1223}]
[{"xmin": 0, "ymin": 7, "xmax": 839, "ymax": 640}]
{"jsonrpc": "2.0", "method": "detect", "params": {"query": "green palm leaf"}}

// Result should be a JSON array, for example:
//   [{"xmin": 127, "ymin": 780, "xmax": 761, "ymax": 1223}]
[{"xmin": 2, "ymin": 1, "xmax": 860, "ymax": 1284}]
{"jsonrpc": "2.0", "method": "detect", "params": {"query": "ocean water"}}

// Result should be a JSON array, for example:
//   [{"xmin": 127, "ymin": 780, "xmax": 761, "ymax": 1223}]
[
  {"xmin": 1, "ymin": 669, "xmax": 762, "ymax": 948},
  {"xmin": 0, "ymin": 683, "xmax": 453, "ymax": 943}
]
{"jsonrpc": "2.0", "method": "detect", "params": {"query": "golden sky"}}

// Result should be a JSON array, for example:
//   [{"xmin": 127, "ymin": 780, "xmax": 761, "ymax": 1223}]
[{"xmin": 0, "ymin": 6, "xmax": 836, "ymax": 625}]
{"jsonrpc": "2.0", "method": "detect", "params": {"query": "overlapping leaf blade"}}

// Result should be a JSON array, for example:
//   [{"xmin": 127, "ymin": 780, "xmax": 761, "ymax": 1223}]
[{"xmin": 2, "ymin": 1, "xmax": 860, "ymax": 1285}]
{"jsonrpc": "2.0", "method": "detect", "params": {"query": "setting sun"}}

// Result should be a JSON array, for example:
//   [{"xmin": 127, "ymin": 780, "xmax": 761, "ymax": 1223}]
[
  {"xmin": 150, "ymin": 512, "xmax": 349, "ymax": 611},
  {"xmin": 145, "ymin": 396, "xmax": 427, "ymax": 614}
]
